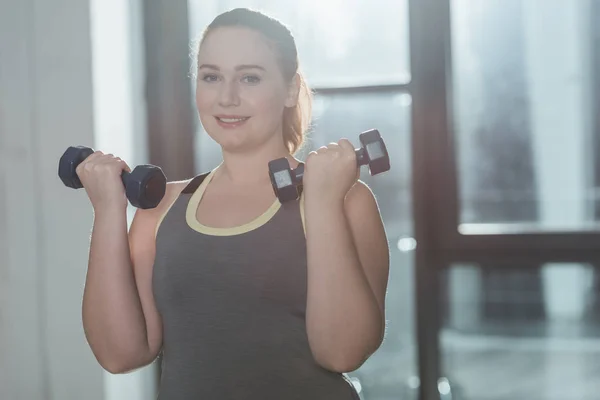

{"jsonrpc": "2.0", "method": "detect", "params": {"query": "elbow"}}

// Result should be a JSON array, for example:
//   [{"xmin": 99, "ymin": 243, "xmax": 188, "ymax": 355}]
[
  {"xmin": 103, "ymin": 361, "xmax": 131, "ymax": 375},
  {"xmin": 315, "ymin": 351, "xmax": 367, "ymax": 373},
  {"xmin": 97, "ymin": 354, "xmax": 134, "ymax": 374},
  {"xmin": 314, "ymin": 333, "xmax": 384, "ymax": 373},
  {"xmin": 314, "ymin": 345, "xmax": 378, "ymax": 374},
  {"xmin": 95, "ymin": 348, "xmax": 157, "ymax": 375},
  {"xmin": 101, "ymin": 355, "xmax": 153, "ymax": 375}
]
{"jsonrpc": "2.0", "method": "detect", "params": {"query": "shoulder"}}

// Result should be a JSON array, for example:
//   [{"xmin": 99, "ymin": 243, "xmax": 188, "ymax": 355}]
[
  {"xmin": 131, "ymin": 178, "xmax": 192, "ymax": 227},
  {"xmin": 127, "ymin": 178, "xmax": 192, "ymax": 247},
  {"xmin": 152, "ymin": 179, "xmax": 191, "ymax": 215},
  {"xmin": 146, "ymin": 171, "xmax": 212, "ymax": 215},
  {"xmin": 344, "ymin": 180, "xmax": 379, "ymax": 213},
  {"xmin": 343, "ymin": 180, "xmax": 386, "ymax": 240}
]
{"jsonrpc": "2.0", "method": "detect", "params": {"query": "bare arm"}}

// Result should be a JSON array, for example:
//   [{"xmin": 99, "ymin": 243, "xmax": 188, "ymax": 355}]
[
  {"xmin": 304, "ymin": 181, "xmax": 390, "ymax": 373},
  {"xmin": 82, "ymin": 181, "xmax": 184, "ymax": 373}
]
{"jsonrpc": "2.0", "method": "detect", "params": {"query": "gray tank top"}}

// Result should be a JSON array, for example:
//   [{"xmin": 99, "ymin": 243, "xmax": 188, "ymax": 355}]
[{"xmin": 152, "ymin": 167, "xmax": 360, "ymax": 400}]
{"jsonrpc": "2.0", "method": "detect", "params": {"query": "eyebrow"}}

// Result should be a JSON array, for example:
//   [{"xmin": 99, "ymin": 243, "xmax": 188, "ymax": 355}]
[{"xmin": 198, "ymin": 64, "xmax": 266, "ymax": 72}]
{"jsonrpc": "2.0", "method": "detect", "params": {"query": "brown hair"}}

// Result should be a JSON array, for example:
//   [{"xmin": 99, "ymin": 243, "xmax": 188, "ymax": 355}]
[{"xmin": 196, "ymin": 8, "xmax": 312, "ymax": 154}]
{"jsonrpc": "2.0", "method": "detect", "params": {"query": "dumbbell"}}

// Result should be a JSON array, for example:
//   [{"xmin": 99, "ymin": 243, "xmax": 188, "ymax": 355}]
[
  {"xmin": 58, "ymin": 146, "xmax": 167, "ymax": 209},
  {"xmin": 268, "ymin": 129, "xmax": 390, "ymax": 202}
]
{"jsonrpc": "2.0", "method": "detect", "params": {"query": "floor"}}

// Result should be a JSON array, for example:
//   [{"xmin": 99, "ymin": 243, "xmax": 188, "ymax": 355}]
[{"xmin": 347, "ymin": 324, "xmax": 600, "ymax": 400}]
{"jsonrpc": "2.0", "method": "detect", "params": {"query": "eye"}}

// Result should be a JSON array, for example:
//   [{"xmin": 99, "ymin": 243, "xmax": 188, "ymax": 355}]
[
  {"xmin": 201, "ymin": 73, "xmax": 220, "ymax": 83},
  {"xmin": 242, "ymin": 75, "xmax": 261, "ymax": 84}
]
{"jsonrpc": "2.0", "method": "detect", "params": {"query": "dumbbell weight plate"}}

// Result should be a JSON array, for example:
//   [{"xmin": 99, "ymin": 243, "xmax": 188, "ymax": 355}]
[
  {"xmin": 58, "ymin": 146, "xmax": 94, "ymax": 189},
  {"xmin": 126, "ymin": 166, "xmax": 167, "ymax": 209},
  {"xmin": 268, "ymin": 158, "xmax": 300, "ymax": 202},
  {"xmin": 359, "ymin": 129, "xmax": 390, "ymax": 175}
]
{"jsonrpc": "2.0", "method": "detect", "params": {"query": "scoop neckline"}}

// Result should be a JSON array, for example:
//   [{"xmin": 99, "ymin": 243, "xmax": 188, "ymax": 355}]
[{"xmin": 185, "ymin": 166, "xmax": 281, "ymax": 236}]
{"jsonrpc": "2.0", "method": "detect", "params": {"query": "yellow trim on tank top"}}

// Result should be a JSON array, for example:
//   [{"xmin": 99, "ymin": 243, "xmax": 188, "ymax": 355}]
[
  {"xmin": 154, "ymin": 178, "xmax": 192, "ymax": 238},
  {"xmin": 185, "ymin": 167, "xmax": 283, "ymax": 236}
]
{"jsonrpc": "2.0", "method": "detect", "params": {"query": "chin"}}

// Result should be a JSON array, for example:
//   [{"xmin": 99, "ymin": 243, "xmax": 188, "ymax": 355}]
[
  {"xmin": 205, "ymin": 121, "xmax": 277, "ymax": 153},
  {"xmin": 207, "ymin": 128, "xmax": 248, "ymax": 150},
  {"xmin": 211, "ymin": 135, "xmax": 260, "ymax": 155}
]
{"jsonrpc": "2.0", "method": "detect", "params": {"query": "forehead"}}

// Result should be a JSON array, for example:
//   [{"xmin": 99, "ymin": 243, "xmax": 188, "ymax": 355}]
[{"xmin": 198, "ymin": 26, "xmax": 278, "ymax": 68}]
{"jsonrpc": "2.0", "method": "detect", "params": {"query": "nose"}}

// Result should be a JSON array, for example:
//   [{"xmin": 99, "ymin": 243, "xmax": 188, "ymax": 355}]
[{"xmin": 218, "ymin": 79, "xmax": 241, "ymax": 107}]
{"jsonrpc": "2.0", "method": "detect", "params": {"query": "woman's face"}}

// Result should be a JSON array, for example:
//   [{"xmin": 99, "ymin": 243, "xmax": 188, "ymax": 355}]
[{"xmin": 195, "ymin": 26, "xmax": 296, "ymax": 153}]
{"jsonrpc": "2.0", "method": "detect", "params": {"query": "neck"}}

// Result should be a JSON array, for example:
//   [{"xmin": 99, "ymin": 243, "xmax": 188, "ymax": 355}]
[{"xmin": 215, "ymin": 141, "xmax": 297, "ymax": 187}]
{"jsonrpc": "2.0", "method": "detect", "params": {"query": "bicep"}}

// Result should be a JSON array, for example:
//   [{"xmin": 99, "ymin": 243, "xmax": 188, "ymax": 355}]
[
  {"xmin": 345, "ymin": 181, "xmax": 390, "ymax": 320},
  {"xmin": 128, "ymin": 208, "xmax": 164, "ymax": 361},
  {"xmin": 127, "ymin": 181, "xmax": 185, "ymax": 361}
]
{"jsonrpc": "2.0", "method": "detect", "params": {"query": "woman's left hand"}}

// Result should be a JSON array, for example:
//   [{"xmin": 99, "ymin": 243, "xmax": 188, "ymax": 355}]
[{"xmin": 303, "ymin": 139, "xmax": 359, "ymax": 205}]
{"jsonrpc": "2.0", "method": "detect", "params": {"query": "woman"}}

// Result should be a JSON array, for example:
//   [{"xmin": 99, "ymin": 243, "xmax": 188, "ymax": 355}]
[{"xmin": 78, "ymin": 8, "xmax": 389, "ymax": 399}]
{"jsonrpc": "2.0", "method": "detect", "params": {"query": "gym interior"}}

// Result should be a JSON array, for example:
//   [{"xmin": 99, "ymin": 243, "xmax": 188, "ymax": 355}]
[{"xmin": 1, "ymin": 0, "xmax": 599, "ymax": 399}]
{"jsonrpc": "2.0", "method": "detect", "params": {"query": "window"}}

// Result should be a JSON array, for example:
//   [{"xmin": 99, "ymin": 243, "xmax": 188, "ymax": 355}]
[
  {"xmin": 444, "ymin": 2, "xmax": 600, "ymax": 398},
  {"xmin": 188, "ymin": 0, "xmax": 410, "ymax": 87},
  {"xmin": 451, "ymin": 0, "xmax": 599, "ymax": 233}
]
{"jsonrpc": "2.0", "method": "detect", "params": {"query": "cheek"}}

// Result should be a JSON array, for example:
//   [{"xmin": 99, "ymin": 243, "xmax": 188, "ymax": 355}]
[
  {"xmin": 242, "ymin": 87, "xmax": 286, "ymax": 119},
  {"xmin": 194, "ymin": 83, "xmax": 287, "ymax": 124},
  {"xmin": 195, "ymin": 87, "xmax": 215, "ymax": 114}
]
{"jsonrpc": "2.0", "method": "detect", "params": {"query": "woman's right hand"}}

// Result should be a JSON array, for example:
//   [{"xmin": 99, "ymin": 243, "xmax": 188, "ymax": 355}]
[{"xmin": 75, "ymin": 151, "xmax": 132, "ymax": 212}]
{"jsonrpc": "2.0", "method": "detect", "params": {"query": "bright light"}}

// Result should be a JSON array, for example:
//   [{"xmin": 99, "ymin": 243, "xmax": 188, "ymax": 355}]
[
  {"xmin": 438, "ymin": 377, "xmax": 451, "ymax": 395},
  {"xmin": 407, "ymin": 376, "xmax": 420, "ymax": 389},
  {"xmin": 397, "ymin": 237, "xmax": 417, "ymax": 252},
  {"xmin": 299, "ymin": 0, "xmax": 359, "ymax": 59}
]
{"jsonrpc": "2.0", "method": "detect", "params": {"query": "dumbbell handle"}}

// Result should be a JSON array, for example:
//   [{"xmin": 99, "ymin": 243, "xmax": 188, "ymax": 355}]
[{"xmin": 291, "ymin": 147, "xmax": 369, "ymax": 183}]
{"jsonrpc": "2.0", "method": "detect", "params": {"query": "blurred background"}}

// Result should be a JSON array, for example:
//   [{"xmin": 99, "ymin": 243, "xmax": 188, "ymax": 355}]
[{"xmin": 1, "ymin": 0, "xmax": 599, "ymax": 399}]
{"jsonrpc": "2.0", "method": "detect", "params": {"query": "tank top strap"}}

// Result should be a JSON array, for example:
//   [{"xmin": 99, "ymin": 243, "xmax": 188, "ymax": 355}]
[
  {"xmin": 181, "ymin": 171, "xmax": 211, "ymax": 195},
  {"xmin": 154, "ymin": 171, "xmax": 210, "ymax": 238}
]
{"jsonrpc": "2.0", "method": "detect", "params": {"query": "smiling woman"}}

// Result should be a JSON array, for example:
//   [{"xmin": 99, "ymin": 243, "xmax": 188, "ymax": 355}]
[{"xmin": 107, "ymin": 7, "xmax": 389, "ymax": 400}]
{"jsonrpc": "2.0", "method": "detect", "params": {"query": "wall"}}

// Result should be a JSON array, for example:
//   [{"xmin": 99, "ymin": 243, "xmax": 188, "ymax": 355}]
[
  {"xmin": 0, "ymin": 0, "xmax": 103, "ymax": 398},
  {"xmin": 0, "ymin": 0, "xmax": 156, "ymax": 398}
]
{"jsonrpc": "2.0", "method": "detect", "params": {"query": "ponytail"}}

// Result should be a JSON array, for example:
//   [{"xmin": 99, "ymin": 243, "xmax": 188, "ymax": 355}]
[{"xmin": 283, "ymin": 72, "xmax": 312, "ymax": 155}]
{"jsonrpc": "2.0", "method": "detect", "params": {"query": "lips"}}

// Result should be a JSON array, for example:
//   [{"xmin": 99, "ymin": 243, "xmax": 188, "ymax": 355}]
[
  {"xmin": 215, "ymin": 115, "xmax": 249, "ymax": 123},
  {"xmin": 214, "ymin": 115, "xmax": 250, "ymax": 129}
]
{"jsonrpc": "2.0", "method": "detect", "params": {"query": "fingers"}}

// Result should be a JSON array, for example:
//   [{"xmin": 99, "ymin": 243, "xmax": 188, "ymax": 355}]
[
  {"xmin": 337, "ymin": 138, "xmax": 354, "ymax": 153},
  {"xmin": 76, "ymin": 151, "xmax": 131, "ymax": 177},
  {"xmin": 307, "ymin": 139, "xmax": 355, "ymax": 160},
  {"xmin": 76, "ymin": 150, "xmax": 102, "ymax": 177},
  {"xmin": 323, "ymin": 139, "xmax": 354, "ymax": 153},
  {"xmin": 96, "ymin": 155, "xmax": 131, "ymax": 173}
]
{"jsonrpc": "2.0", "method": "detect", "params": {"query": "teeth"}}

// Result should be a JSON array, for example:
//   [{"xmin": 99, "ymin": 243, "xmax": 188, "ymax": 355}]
[{"xmin": 218, "ymin": 117, "xmax": 247, "ymax": 123}]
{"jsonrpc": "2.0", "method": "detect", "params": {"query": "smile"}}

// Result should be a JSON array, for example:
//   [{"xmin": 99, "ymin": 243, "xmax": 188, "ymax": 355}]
[
  {"xmin": 216, "ymin": 116, "xmax": 249, "ymax": 122},
  {"xmin": 215, "ymin": 116, "xmax": 250, "ymax": 128}
]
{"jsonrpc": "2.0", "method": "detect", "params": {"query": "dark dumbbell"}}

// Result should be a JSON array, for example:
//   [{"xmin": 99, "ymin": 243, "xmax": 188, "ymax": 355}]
[
  {"xmin": 268, "ymin": 129, "xmax": 390, "ymax": 202},
  {"xmin": 58, "ymin": 146, "xmax": 167, "ymax": 209}
]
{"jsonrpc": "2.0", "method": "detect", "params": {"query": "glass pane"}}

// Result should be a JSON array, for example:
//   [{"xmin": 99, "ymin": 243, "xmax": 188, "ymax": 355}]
[
  {"xmin": 187, "ymin": 0, "xmax": 410, "ymax": 87},
  {"xmin": 441, "ymin": 263, "xmax": 600, "ymax": 400},
  {"xmin": 450, "ymin": 0, "xmax": 599, "ymax": 233}
]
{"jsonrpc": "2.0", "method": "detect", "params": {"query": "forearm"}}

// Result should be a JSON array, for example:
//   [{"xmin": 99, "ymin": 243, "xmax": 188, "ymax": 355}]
[
  {"xmin": 304, "ymin": 196, "xmax": 383, "ymax": 372},
  {"xmin": 82, "ymin": 207, "xmax": 149, "ymax": 370}
]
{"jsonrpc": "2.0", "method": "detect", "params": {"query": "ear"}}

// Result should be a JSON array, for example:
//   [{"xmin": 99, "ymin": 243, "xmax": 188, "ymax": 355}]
[{"xmin": 284, "ymin": 73, "xmax": 301, "ymax": 108}]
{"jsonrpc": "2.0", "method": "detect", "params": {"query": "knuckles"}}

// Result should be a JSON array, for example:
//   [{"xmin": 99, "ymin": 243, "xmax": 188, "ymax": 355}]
[
  {"xmin": 304, "ymin": 138, "xmax": 355, "ymax": 169},
  {"xmin": 76, "ymin": 152, "xmax": 125, "ymax": 177}
]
